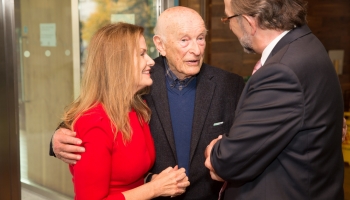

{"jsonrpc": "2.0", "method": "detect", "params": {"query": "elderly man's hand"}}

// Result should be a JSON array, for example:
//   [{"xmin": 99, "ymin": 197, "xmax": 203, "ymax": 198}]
[{"xmin": 53, "ymin": 128, "xmax": 85, "ymax": 164}]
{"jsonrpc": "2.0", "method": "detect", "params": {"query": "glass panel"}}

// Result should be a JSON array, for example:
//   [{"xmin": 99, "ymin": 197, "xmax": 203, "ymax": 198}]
[
  {"xmin": 79, "ymin": 0, "xmax": 159, "ymax": 74},
  {"xmin": 18, "ymin": 0, "xmax": 174, "ymax": 198},
  {"xmin": 19, "ymin": 0, "xmax": 76, "ymax": 197}
]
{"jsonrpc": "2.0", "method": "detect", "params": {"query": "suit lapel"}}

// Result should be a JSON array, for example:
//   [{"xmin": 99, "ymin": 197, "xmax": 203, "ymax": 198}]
[
  {"xmin": 189, "ymin": 65, "xmax": 215, "ymax": 162},
  {"xmin": 150, "ymin": 57, "xmax": 177, "ymax": 157}
]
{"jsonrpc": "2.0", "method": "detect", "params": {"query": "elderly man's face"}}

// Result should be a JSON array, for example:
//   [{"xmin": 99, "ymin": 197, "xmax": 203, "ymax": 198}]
[{"xmin": 163, "ymin": 16, "xmax": 207, "ymax": 80}]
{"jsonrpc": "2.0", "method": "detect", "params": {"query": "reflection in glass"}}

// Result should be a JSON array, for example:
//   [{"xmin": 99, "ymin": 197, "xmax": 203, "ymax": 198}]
[{"xmin": 79, "ymin": 0, "xmax": 158, "ymax": 76}]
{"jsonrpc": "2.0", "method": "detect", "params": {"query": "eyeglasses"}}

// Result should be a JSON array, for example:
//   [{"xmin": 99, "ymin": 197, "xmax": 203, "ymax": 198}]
[{"xmin": 221, "ymin": 14, "xmax": 241, "ymax": 24}]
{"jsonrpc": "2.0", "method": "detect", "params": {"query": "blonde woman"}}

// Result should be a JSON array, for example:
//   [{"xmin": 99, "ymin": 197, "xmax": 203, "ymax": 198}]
[{"xmin": 62, "ymin": 23, "xmax": 189, "ymax": 200}]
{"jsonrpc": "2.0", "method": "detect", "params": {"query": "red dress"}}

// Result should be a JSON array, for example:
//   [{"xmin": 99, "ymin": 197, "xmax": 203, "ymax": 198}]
[{"xmin": 69, "ymin": 104, "xmax": 156, "ymax": 200}]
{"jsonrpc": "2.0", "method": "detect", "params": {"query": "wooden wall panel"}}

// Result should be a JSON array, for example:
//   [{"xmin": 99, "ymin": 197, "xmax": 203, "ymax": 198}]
[
  {"xmin": 181, "ymin": 0, "xmax": 350, "ymax": 79},
  {"xmin": 180, "ymin": 0, "xmax": 201, "ymax": 12},
  {"xmin": 307, "ymin": 0, "xmax": 350, "ymax": 75},
  {"xmin": 306, "ymin": 0, "xmax": 350, "ymax": 110},
  {"xmin": 206, "ymin": 0, "xmax": 260, "ymax": 76}
]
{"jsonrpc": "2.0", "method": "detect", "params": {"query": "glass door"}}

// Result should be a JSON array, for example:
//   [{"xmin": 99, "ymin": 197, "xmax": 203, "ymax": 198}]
[
  {"xmin": 18, "ymin": 0, "xmax": 177, "ymax": 198},
  {"xmin": 19, "ymin": 0, "xmax": 77, "ymax": 198}
]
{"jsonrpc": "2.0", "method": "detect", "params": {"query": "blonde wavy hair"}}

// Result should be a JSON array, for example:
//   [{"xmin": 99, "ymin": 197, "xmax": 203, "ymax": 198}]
[{"xmin": 62, "ymin": 23, "xmax": 151, "ymax": 142}]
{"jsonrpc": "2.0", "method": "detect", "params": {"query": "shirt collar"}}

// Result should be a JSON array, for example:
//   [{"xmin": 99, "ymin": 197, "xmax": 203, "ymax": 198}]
[
  {"xmin": 163, "ymin": 57, "xmax": 196, "ymax": 91},
  {"xmin": 261, "ymin": 30, "xmax": 290, "ymax": 66}
]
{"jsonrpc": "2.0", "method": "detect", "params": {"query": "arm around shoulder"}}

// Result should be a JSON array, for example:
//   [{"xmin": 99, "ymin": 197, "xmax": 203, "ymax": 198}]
[{"xmin": 50, "ymin": 126, "xmax": 84, "ymax": 164}]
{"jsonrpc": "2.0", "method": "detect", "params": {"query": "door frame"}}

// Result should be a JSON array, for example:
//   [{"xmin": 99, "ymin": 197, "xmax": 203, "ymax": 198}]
[{"xmin": 0, "ymin": 0, "xmax": 21, "ymax": 199}]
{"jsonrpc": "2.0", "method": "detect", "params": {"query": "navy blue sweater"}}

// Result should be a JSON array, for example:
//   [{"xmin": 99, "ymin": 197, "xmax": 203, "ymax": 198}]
[{"xmin": 166, "ymin": 78, "xmax": 196, "ymax": 175}]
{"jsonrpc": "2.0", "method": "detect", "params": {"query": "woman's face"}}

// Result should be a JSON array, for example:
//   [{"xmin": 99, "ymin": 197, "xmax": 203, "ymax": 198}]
[{"xmin": 135, "ymin": 35, "xmax": 155, "ymax": 92}]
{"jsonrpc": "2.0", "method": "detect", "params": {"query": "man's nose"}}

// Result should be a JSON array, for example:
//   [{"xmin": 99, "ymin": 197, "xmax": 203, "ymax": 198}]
[{"xmin": 190, "ymin": 41, "xmax": 201, "ymax": 55}]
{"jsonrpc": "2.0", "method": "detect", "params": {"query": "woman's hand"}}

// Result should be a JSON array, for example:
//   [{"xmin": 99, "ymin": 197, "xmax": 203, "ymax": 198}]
[{"xmin": 150, "ymin": 166, "xmax": 190, "ymax": 197}]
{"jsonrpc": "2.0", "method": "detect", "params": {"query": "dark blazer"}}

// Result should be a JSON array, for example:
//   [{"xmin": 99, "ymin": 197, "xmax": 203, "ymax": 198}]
[
  {"xmin": 211, "ymin": 25, "xmax": 344, "ymax": 199},
  {"xmin": 144, "ymin": 56, "xmax": 245, "ymax": 200}
]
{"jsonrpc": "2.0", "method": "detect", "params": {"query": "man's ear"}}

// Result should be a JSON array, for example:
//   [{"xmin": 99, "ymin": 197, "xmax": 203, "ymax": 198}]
[
  {"xmin": 153, "ymin": 35, "xmax": 166, "ymax": 56},
  {"xmin": 242, "ymin": 15, "xmax": 258, "ymax": 36}
]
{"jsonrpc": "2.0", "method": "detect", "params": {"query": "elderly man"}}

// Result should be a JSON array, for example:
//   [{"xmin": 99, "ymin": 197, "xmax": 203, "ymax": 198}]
[
  {"xmin": 205, "ymin": 0, "xmax": 344, "ymax": 199},
  {"xmin": 50, "ymin": 6, "xmax": 245, "ymax": 200}
]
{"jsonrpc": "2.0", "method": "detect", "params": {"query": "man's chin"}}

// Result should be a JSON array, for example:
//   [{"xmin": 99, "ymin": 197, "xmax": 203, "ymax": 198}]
[
  {"xmin": 243, "ymin": 47, "xmax": 256, "ymax": 54},
  {"xmin": 185, "ymin": 69, "xmax": 201, "ymax": 77}
]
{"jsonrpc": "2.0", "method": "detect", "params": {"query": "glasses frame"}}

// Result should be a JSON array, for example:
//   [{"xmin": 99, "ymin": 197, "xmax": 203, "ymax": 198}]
[{"xmin": 221, "ymin": 14, "xmax": 241, "ymax": 24}]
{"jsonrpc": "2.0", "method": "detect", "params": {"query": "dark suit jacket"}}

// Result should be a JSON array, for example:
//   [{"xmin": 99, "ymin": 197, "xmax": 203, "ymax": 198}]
[
  {"xmin": 211, "ymin": 25, "xmax": 344, "ymax": 199},
  {"xmin": 145, "ymin": 56, "xmax": 245, "ymax": 200}
]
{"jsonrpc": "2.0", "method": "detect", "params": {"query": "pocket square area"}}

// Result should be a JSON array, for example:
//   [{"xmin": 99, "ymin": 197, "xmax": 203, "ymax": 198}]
[{"xmin": 213, "ymin": 122, "xmax": 224, "ymax": 126}]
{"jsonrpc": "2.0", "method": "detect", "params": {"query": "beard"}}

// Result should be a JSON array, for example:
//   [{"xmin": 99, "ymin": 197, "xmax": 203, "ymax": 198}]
[{"xmin": 239, "ymin": 23, "xmax": 256, "ymax": 54}]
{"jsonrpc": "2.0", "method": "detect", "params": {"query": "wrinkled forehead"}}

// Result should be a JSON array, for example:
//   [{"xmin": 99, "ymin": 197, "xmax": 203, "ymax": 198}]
[{"xmin": 168, "ymin": 16, "xmax": 207, "ymax": 38}]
